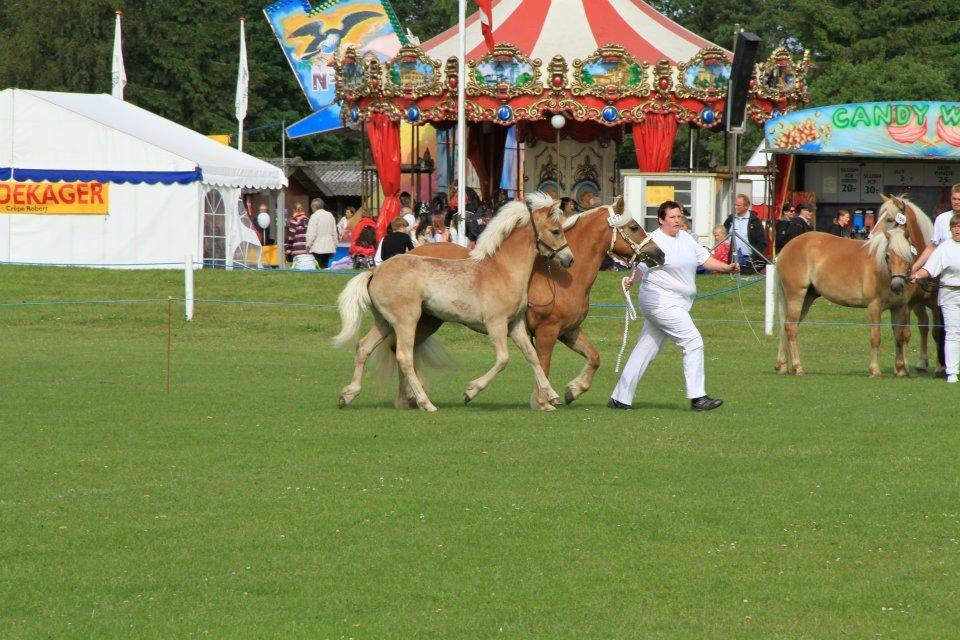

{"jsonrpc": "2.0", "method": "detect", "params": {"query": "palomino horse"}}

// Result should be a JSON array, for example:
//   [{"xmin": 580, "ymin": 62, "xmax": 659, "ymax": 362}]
[
  {"xmin": 333, "ymin": 193, "xmax": 574, "ymax": 412},
  {"xmin": 775, "ymin": 199, "xmax": 919, "ymax": 377},
  {"xmin": 389, "ymin": 196, "xmax": 664, "ymax": 410}
]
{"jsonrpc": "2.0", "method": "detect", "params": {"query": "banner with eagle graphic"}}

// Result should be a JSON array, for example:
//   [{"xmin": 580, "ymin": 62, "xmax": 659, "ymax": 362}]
[{"xmin": 264, "ymin": 0, "xmax": 405, "ymax": 135}]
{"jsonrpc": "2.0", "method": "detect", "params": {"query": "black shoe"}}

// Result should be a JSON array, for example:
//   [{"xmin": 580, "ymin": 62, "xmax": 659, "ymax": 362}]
[
  {"xmin": 607, "ymin": 398, "xmax": 633, "ymax": 410},
  {"xmin": 691, "ymin": 396, "xmax": 723, "ymax": 411},
  {"xmin": 935, "ymin": 368, "xmax": 948, "ymax": 379}
]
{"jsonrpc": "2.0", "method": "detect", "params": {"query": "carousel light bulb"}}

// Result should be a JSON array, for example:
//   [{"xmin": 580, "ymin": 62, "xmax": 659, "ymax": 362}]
[{"xmin": 550, "ymin": 114, "xmax": 566, "ymax": 129}]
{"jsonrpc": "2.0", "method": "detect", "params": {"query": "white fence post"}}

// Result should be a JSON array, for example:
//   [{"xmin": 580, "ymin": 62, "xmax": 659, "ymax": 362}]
[
  {"xmin": 184, "ymin": 255, "xmax": 195, "ymax": 321},
  {"xmin": 764, "ymin": 263, "xmax": 776, "ymax": 336}
]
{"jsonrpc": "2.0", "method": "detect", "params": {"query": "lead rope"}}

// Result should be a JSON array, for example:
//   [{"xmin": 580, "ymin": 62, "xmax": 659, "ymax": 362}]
[{"xmin": 614, "ymin": 264, "xmax": 640, "ymax": 373}]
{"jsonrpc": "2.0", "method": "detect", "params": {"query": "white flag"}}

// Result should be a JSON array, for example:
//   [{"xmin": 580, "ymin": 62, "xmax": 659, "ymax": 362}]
[
  {"xmin": 235, "ymin": 18, "xmax": 249, "ymax": 123},
  {"xmin": 111, "ymin": 11, "xmax": 127, "ymax": 100}
]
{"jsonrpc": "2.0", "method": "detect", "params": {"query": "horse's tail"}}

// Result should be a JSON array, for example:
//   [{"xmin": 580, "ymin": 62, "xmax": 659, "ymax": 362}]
[
  {"xmin": 775, "ymin": 266, "xmax": 788, "ymax": 353},
  {"xmin": 332, "ymin": 271, "xmax": 374, "ymax": 348}
]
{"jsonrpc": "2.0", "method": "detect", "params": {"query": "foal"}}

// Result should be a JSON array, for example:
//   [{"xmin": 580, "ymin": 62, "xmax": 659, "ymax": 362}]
[{"xmin": 333, "ymin": 193, "xmax": 574, "ymax": 412}]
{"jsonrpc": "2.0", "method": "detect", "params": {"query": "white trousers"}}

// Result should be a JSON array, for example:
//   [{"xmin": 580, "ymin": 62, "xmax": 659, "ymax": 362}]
[
  {"xmin": 943, "ymin": 303, "xmax": 960, "ymax": 376},
  {"xmin": 612, "ymin": 302, "xmax": 706, "ymax": 403}
]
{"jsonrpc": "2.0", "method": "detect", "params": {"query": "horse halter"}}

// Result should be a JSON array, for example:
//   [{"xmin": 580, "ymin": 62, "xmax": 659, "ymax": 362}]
[
  {"xmin": 606, "ymin": 208, "xmax": 662, "ymax": 267},
  {"xmin": 528, "ymin": 207, "xmax": 569, "ymax": 261}
]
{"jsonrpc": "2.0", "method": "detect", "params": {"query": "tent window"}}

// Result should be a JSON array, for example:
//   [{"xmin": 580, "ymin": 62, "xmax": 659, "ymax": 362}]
[{"xmin": 202, "ymin": 189, "xmax": 226, "ymax": 267}]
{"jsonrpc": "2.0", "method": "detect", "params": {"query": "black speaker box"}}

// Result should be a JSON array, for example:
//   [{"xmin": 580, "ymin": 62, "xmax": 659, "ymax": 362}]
[{"xmin": 726, "ymin": 31, "xmax": 761, "ymax": 133}]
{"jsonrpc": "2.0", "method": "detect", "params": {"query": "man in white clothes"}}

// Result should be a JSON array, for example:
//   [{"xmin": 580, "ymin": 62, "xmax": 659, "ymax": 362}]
[
  {"xmin": 911, "ymin": 183, "xmax": 960, "ymax": 374},
  {"xmin": 305, "ymin": 197, "xmax": 338, "ymax": 268},
  {"xmin": 609, "ymin": 200, "xmax": 739, "ymax": 411},
  {"xmin": 911, "ymin": 212, "xmax": 960, "ymax": 383}
]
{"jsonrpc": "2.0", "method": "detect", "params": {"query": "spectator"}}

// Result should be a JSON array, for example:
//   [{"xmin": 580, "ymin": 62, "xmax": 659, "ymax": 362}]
[
  {"xmin": 710, "ymin": 225, "xmax": 730, "ymax": 263},
  {"xmin": 775, "ymin": 203, "xmax": 796, "ymax": 253},
  {"xmin": 827, "ymin": 210, "xmax": 852, "ymax": 238},
  {"xmin": 349, "ymin": 207, "xmax": 378, "ymax": 266},
  {"xmin": 784, "ymin": 203, "xmax": 815, "ymax": 245},
  {"xmin": 305, "ymin": 197, "xmax": 338, "ymax": 268},
  {"xmin": 375, "ymin": 216, "xmax": 415, "ymax": 265},
  {"xmin": 425, "ymin": 213, "xmax": 456, "ymax": 244},
  {"xmin": 723, "ymin": 194, "xmax": 768, "ymax": 272},
  {"xmin": 466, "ymin": 206, "xmax": 493, "ymax": 243},
  {"xmin": 285, "ymin": 203, "xmax": 309, "ymax": 264},
  {"xmin": 399, "ymin": 192, "xmax": 416, "ymax": 228},
  {"xmin": 338, "ymin": 206, "xmax": 358, "ymax": 242},
  {"xmin": 559, "ymin": 197, "xmax": 577, "ymax": 217}
]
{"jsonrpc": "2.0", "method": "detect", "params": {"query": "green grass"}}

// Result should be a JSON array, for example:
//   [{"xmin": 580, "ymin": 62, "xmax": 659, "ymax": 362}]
[{"xmin": 2, "ymin": 265, "xmax": 959, "ymax": 638}]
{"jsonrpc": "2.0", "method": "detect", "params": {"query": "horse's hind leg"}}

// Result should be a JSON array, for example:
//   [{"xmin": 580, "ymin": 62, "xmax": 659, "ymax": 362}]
[
  {"xmin": 914, "ymin": 304, "xmax": 929, "ymax": 373},
  {"xmin": 891, "ymin": 305, "xmax": 911, "ymax": 377},
  {"xmin": 463, "ymin": 321, "xmax": 510, "ymax": 405},
  {"xmin": 393, "ymin": 319, "xmax": 437, "ymax": 413},
  {"xmin": 559, "ymin": 327, "xmax": 600, "ymax": 405},
  {"xmin": 509, "ymin": 320, "xmax": 562, "ymax": 410},
  {"xmin": 396, "ymin": 315, "xmax": 444, "ymax": 409},
  {"xmin": 340, "ymin": 315, "xmax": 393, "ymax": 408},
  {"xmin": 781, "ymin": 287, "xmax": 811, "ymax": 376}
]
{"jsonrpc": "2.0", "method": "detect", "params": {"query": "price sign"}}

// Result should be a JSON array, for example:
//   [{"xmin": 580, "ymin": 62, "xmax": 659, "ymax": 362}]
[
  {"xmin": 860, "ymin": 165, "xmax": 883, "ymax": 201},
  {"xmin": 838, "ymin": 165, "xmax": 860, "ymax": 200},
  {"xmin": 925, "ymin": 164, "xmax": 956, "ymax": 186},
  {"xmin": 887, "ymin": 163, "xmax": 922, "ymax": 187}
]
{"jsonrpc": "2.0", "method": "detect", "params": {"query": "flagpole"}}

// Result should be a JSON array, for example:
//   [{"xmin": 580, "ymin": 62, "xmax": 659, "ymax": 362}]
[
  {"xmin": 236, "ymin": 17, "xmax": 248, "ymax": 152},
  {"xmin": 456, "ymin": 0, "xmax": 467, "ymax": 246}
]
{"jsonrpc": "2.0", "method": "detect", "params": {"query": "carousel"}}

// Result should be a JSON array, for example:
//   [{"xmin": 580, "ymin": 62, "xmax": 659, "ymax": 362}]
[{"xmin": 333, "ymin": 0, "xmax": 813, "ymax": 232}]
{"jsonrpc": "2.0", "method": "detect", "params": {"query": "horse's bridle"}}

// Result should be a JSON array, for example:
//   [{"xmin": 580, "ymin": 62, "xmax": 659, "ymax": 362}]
[
  {"xmin": 606, "ymin": 209, "xmax": 662, "ymax": 267},
  {"xmin": 528, "ymin": 207, "xmax": 569, "ymax": 261}
]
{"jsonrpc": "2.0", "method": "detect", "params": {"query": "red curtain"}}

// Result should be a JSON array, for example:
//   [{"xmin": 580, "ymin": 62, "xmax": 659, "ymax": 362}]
[
  {"xmin": 365, "ymin": 113, "xmax": 402, "ymax": 240},
  {"xmin": 467, "ymin": 122, "xmax": 509, "ymax": 203},
  {"xmin": 773, "ymin": 153, "xmax": 794, "ymax": 214},
  {"xmin": 631, "ymin": 114, "xmax": 678, "ymax": 172}
]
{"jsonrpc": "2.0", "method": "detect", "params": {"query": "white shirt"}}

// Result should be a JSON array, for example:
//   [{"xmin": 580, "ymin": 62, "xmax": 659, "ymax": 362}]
[
  {"xmin": 923, "ymin": 238, "xmax": 960, "ymax": 305},
  {"xmin": 731, "ymin": 212, "xmax": 751, "ymax": 256},
  {"xmin": 931, "ymin": 210, "xmax": 958, "ymax": 246},
  {"xmin": 639, "ymin": 228, "xmax": 710, "ymax": 310}
]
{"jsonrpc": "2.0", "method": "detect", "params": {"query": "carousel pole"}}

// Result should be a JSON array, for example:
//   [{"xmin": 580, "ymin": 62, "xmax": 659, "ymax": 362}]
[{"xmin": 456, "ymin": 0, "xmax": 468, "ymax": 246}]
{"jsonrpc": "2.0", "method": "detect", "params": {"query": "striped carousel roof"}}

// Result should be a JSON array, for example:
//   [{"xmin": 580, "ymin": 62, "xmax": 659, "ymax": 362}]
[{"xmin": 421, "ymin": 0, "xmax": 728, "ymax": 64}]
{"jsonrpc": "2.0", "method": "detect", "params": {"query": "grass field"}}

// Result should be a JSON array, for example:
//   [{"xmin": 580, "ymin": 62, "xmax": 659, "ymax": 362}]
[{"xmin": 2, "ymin": 264, "xmax": 959, "ymax": 639}]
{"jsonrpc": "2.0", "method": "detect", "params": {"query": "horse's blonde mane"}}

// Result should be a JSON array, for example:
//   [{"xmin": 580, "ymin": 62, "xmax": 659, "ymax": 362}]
[
  {"xmin": 562, "ymin": 201, "xmax": 633, "ymax": 230},
  {"xmin": 877, "ymin": 196, "xmax": 933, "ymax": 243},
  {"xmin": 865, "ymin": 226, "xmax": 913, "ymax": 271},
  {"xmin": 469, "ymin": 192, "xmax": 561, "ymax": 259}
]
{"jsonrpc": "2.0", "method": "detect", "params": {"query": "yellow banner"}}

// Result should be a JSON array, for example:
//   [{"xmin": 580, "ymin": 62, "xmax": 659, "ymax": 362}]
[
  {"xmin": 646, "ymin": 185, "xmax": 675, "ymax": 206},
  {"xmin": 0, "ymin": 181, "xmax": 109, "ymax": 215}
]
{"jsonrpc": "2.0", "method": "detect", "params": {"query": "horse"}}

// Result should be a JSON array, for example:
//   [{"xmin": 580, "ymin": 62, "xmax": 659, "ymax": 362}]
[
  {"xmin": 332, "ymin": 193, "xmax": 575, "ymax": 412},
  {"xmin": 775, "ymin": 197, "xmax": 920, "ymax": 377},
  {"xmin": 382, "ymin": 196, "xmax": 665, "ymax": 410},
  {"xmin": 886, "ymin": 196, "xmax": 940, "ymax": 373}
]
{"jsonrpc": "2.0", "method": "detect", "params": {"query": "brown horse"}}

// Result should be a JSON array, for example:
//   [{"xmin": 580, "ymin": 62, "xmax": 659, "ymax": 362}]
[
  {"xmin": 333, "ymin": 193, "xmax": 574, "ymax": 412},
  {"xmin": 775, "ymin": 197, "xmax": 920, "ymax": 377},
  {"xmin": 386, "ymin": 196, "xmax": 664, "ymax": 410}
]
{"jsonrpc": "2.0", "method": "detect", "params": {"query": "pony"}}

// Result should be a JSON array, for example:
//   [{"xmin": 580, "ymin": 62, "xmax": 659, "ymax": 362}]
[
  {"xmin": 383, "ymin": 196, "xmax": 665, "ymax": 410},
  {"xmin": 775, "ymin": 196, "xmax": 920, "ymax": 377},
  {"xmin": 333, "ymin": 193, "xmax": 574, "ymax": 412}
]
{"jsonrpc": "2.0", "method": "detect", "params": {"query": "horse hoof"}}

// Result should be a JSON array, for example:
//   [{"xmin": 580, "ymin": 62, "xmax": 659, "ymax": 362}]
[
  {"xmin": 794, "ymin": 369, "xmax": 805, "ymax": 377},
  {"xmin": 896, "ymin": 369, "xmax": 909, "ymax": 378},
  {"xmin": 338, "ymin": 396, "xmax": 348, "ymax": 409},
  {"xmin": 869, "ymin": 370, "xmax": 882, "ymax": 379},
  {"xmin": 548, "ymin": 394, "xmax": 563, "ymax": 406},
  {"xmin": 422, "ymin": 403, "xmax": 438, "ymax": 413},
  {"xmin": 535, "ymin": 402, "xmax": 556, "ymax": 412},
  {"xmin": 564, "ymin": 388, "xmax": 577, "ymax": 404},
  {"xmin": 463, "ymin": 393, "xmax": 472, "ymax": 405}
]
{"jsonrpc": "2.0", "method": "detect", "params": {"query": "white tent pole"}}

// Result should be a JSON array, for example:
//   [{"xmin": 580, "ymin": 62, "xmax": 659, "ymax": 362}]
[
  {"xmin": 277, "ymin": 120, "xmax": 287, "ymax": 268},
  {"xmin": 184, "ymin": 254, "xmax": 194, "ymax": 321},
  {"xmin": 765, "ymin": 263, "xmax": 777, "ymax": 335},
  {"xmin": 456, "ymin": 0, "xmax": 467, "ymax": 246}
]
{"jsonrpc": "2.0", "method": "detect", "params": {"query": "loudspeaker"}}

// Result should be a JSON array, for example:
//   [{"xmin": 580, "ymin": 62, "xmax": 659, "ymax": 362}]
[{"xmin": 725, "ymin": 31, "xmax": 761, "ymax": 134}]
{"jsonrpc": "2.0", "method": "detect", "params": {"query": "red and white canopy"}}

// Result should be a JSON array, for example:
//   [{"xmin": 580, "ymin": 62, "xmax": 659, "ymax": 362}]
[{"xmin": 422, "ymin": 0, "xmax": 727, "ymax": 64}]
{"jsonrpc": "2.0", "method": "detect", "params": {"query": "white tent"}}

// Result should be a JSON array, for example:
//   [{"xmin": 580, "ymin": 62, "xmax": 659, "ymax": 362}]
[{"xmin": 0, "ymin": 88, "xmax": 286, "ymax": 268}]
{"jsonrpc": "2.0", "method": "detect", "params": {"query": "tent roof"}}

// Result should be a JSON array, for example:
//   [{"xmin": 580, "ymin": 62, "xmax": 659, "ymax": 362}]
[
  {"xmin": 0, "ymin": 89, "xmax": 286, "ymax": 189},
  {"xmin": 421, "ymin": 0, "xmax": 727, "ymax": 64}
]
